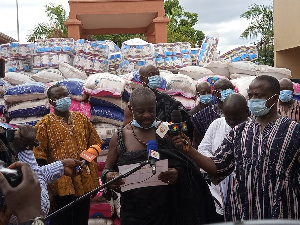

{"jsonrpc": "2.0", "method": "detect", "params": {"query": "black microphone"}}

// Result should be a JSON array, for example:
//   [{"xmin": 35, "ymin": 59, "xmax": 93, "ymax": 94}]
[
  {"xmin": 168, "ymin": 110, "xmax": 187, "ymax": 136},
  {"xmin": 147, "ymin": 140, "xmax": 159, "ymax": 175}
]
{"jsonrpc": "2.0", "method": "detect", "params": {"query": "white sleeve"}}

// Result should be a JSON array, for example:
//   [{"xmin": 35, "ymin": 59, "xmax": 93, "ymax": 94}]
[{"xmin": 197, "ymin": 120, "xmax": 217, "ymax": 157}]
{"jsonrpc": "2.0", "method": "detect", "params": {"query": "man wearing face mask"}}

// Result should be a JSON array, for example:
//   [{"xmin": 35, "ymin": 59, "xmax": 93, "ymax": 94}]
[
  {"xmin": 173, "ymin": 75, "xmax": 300, "ymax": 221},
  {"xmin": 278, "ymin": 78, "xmax": 300, "ymax": 122},
  {"xmin": 189, "ymin": 81, "xmax": 212, "ymax": 148},
  {"xmin": 190, "ymin": 79, "xmax": 235, "ymax": 145},
  {"xmin": 123, "ymin": 65, "xmax": 194, "ymax": 140},
  {"xmin": 33, "ymin": 84, "xmax": 104, "ymax": 225}
]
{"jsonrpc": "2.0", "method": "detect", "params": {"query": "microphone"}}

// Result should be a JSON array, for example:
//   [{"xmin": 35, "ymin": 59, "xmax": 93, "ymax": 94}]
[
  {"xmin": 147, "ymin": 140, "xmax": 159, "ymax": 175},
  {"xmin": 168, "ymin": 110, "xmax": 187, "ymax": 137},
  {"xmin": 78, "ymin": 145, "xmax": 101, "ymax": 170}
]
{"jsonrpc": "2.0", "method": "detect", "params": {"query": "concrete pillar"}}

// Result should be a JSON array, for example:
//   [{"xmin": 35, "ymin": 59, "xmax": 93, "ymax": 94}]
[
  {"xmin": 65, "ymin": 19, "xmax": 82, "ymax": 41},
  {"xmin": 146, "ymin": 17, "xmax": 170, "ymax": 43}
]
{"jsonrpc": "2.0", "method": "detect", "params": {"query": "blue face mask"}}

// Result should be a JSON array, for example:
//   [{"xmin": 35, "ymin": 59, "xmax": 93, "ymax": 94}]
[
  {"xmin": 279, "ymin": 90, "xmax": 293, "ymax": 102},
  {"xmin": 55, "ymin": 97, "xmax": 71, "ymax": 112},
  {"xmin": 132, "ymin": 119, "xmax": 156, "ymax": 129},
  {"xmin": 148, "ymin": 76, "xmax": 161, "ymax": 90},
  {"xmin": 220, "ymin": 89, "xmax": 235, "ymax": 102},
  {"xmin": 248, "ymin": 95, "xmax": 276, "ymax": 117},
  {"xmin": 200, "ymin": 94, "xmax": 212, "ymax": 104}
]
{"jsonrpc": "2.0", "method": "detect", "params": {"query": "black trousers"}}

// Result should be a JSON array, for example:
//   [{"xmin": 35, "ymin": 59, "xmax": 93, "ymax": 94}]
[{"xmin": 50, "ymin": 195, "xmax": 90, "ymax": 225}]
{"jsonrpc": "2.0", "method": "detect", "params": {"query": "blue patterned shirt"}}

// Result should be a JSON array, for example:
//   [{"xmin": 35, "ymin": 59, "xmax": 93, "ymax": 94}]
[
  {"xmin": 18, "ymin": 150, "xmax": 64, "ymax": 216},
  {"xmin": 212, "ymin": 117, "xmax": 300, "ymax": 221}
]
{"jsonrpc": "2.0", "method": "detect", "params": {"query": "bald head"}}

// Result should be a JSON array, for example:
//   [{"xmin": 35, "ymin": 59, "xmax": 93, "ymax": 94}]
[
  {"xmin": 214, "ymin": 79, "xmax": 234, "ymax": 91},
  {"xmin": 223, "ymin": 93, "xmax": 249, "ymax": 128},
  {"xmin": 139, "ymin": 65, "xmax": 159, "ymax": 78},
  {"xmin": 197, "ymin": 81, "xmax": 211, "ymax": 95},
  {"xmin": 279, "ymin": 78, "xmax": 293, "ymax": 91}
]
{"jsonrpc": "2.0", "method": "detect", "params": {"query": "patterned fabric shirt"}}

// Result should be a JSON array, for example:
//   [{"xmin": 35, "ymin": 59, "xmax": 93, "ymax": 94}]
[
  {"xmin": 212, "ymin": 117, "xmax": 300, "ymax": 221},
  {"xmin": 278, "ymin": 99, "xmax": 300, "ymax": 122},
  {"xmin": 18, "ymin": 150, "xmax": 64, "ymax": 216},
  {"xmin": 191, "ymin": 104, "xmax": 221, "ymax": 137},
  {"xmin": 33, "ymin": 111, "xmax": 104, "ymax": 197}
]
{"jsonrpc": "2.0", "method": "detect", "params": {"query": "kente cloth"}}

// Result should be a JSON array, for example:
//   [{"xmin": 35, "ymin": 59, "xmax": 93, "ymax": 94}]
[
  {"xmin": 278, "ymin": 99, "xmax": 300, "ymax": 122},
  {"xmin": 212, "ymin": 117, "xmax": 300, "ymax": 221},
  {"xmin": 190, "ymin": 104, "xmax": 221, "ymax": 138},
  {"xmin": 115, "ymin": 127, "xmax": 217, "ymax": 225},
  {"xmin": 33, "ymin": 111, "xmax": 104, "ymax": 197}
]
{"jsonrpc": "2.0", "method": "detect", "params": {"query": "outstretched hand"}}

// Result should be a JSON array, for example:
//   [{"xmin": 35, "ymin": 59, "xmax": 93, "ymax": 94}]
[
  {"xmin": 106, "ymin": 172, "xmax": 124, "ymax": 192},
  {"xmin": 0, "ymin": 162, "xmax": 41, "ymax": 223},
  {"xmin": 61, "ymin": 159, "xmax": 83, "ymax": 177},
  {"xmin": 158, "ymin": 168, "xmax": 178, "ymax": 185},
  {"xmin": 172, "ymin": 132, "xmax": 191, "ymax": 153}
]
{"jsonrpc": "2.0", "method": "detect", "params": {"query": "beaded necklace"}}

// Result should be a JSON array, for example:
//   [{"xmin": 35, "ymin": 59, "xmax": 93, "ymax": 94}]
[{"xmin": 130, "ymin": 123, "xmax": 149, "ymax": 146}]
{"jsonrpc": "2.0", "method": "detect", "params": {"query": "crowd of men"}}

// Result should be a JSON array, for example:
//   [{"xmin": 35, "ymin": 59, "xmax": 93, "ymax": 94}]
[{"xmin": 1, "ymin": 64, "xmax": 300, "ymax": 225}]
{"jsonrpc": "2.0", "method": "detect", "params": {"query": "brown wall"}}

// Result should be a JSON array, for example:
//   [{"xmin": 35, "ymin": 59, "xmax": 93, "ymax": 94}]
[{"xmin": 274, "ymin": 0, "xmax": 300, "ymax": 78}]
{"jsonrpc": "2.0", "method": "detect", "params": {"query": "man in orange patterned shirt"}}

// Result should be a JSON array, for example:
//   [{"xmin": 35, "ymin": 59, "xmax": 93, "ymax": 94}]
[{"xmin": 33, "ymin": 84, "xmax": 103, "ymax": 225}]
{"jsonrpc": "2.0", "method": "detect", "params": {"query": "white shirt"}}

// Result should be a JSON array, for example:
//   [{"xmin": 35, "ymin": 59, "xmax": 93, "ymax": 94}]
[{"xmin": 198, "ymin": 117, "xmax": 232, "ymax": 216}]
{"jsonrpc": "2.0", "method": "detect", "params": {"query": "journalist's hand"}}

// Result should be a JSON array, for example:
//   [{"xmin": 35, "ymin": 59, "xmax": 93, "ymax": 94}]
[
  {"xmin": 0, "ymin": 162, "xmax": 41, "ymax": 223},
  {"xmin": 106, "ymin": 172, "xmax": 124, "ymax": 191},
  {"xmin": 61, "ymin": 159, "xmax": 83, "ymax": 177},
  {"xmin": 172, "ymin": 132, "xmax": 191, "ymax": 153}
]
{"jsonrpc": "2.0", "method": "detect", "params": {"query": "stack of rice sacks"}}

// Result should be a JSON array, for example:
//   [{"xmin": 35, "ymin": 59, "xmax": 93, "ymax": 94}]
[
  {"xmin": 0, "ymin": 42, "xmax": 34, "ymax": 73},
  {"xmin": 83, "ymin": 73, "xmax": 127, "ymax": 151},
  {"xmin": 32, "ymin": 38, "xmax": 74, "ymax": 73},
  {"xmin": 120, "ymin": 38, "xmax": 155, "ymax": 74},
  {"xmin": 73, "ymin": 39, "xmax": 121, "ymax": 75},
  {"xmin": 153, "ymin": 42, "xmax": 192, "ymax": 70},
  {"xmin": 160, "ymin": 72, "xmax": 197, "ymax": 110},
  {"xmin": 4, "ymin": 81, "xmax": 49, "ymax": 126}
]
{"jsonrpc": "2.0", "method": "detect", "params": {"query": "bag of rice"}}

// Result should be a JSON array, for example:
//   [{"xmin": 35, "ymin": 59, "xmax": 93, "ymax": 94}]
[
  {"xmin": 178, "ymin": 66, "xmax": 214, "ymax": 80},
  {"xmin": 256, "ymin": 65, "xmax": 291, "ymax": 80},
  {"xmin": 4, "ymin": 82, "xmax": 47, "ymax": 103},
  {"xmin": 0, "ymin": 98, "xmax": 6, "ymax": 113},
  {"xmin": 89, "ymin": 96, "xmax": 127, "ymax": 113},
  {"xmin": 228, "ymin": 61, "xmax": 257, "ymax": 76},
  {"xmin": 59, "ymin": 62, "xmax": 88, "ymax": 80},
  {"xmin": 90, "ymin": 105, "xmax": 124, "ymax": 126},
  {"xmin": 203, "ymin": 61, "xmax": 230, "ymax": 78},
  {"xmin": 231, "ymin": 76, "xmax": 256, "ymax": 99},
  {"xmin": 4, "ymin": 72, "xmax": 35, "ymax": 85},
  {"xmin": 172, "ymin": 95, "xmax": 196, "ymax": 110},
  {"xmin": 84, "ymin": 73, "xmax": 126, "ymax": 97},
  {"xmin": 8, "ymin": 99, "xmax": 50, "ymax": 118},
  {"xmin": 9, "ymin": 116, "xmax": 44, "ymax": 126},
  {"xmin": 163, "ymin": 73, "xmax": 196, "ymax": 98},
  {"xmin": 56, "ymin": 79, "xmax": 88, "ymax": 101},
  {"xmin": 32, "ymin": 69, "xmax": 65, "ymax": 83}
]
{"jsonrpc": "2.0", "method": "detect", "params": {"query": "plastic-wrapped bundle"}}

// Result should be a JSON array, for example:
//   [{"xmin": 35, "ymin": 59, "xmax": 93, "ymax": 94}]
[
  {"xmin": 49, "ymin": 53, "xmax": 59, "ymax": 68},
  {"xmin": 93, "ymin": 123, "xmax": 118, "ymax": 140},
  {"xmin": 86, "ymin": 41, "xmax": 109, "ymax": 58},
  {"xmin": 8, "ymin": 99, "xmax": 50, "ymax": 119},
  {"xmin": 32, "ymin": 69, "xmax": 65, "ymax": 83},
  {"xmin": 4, "ymin": 72, "xmax": 35, "ymax": 85},
  {"xmin": 50, "ymin": 99, "xmax": 91, "ymax": 118},
  {"xmin": 32, "ymin": 54, "xmax": 41, "ymax": 69},
  {"xmin": 179, "ymin": 42, "xmax": 191, "ymax": 55},
  {"xmin": 0, "ymin": 44, "xmax": 10, "ymax": 59},
  {"xmin": 90, "ymin": 105, "xmax": 124, "ymax": 126},
  {"xmin": 56, "ymin": 79, "xmax": 88, "ymax": 102},
  {"xmin": 121, "ymin": 38, "xmax": 154, "ymax": 59},
  {"xmin": 162, "ymin": 73, "xmax": 196, "ymax": 98},
  {"xmin": 104, "ymin": 40, "xmax": 121, "ymax": 53},
  {"xmin": 4, "ymin": 82, "xmax": 47, "ymax": 103},
  {"xmin": 93, "ymin": 57, "xmax": 109, "ymax": 74},
  {"xmin": 84, "ymin": 73, "xmax": 126, "ymax": 97},
  {"xmin": 198, "ymin": 34, "xmax": 219, "ymax": 65},
  {"xmin": 182, "ymin": 54, "xmax": 192, "ymax": 67},
  {"xmin": 108, "ymin": 52, "xmax": 122, "ymax": 75},
  {"xmin": 190, "ymin": 48, "xmax": 200, "ymax": 66}
]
